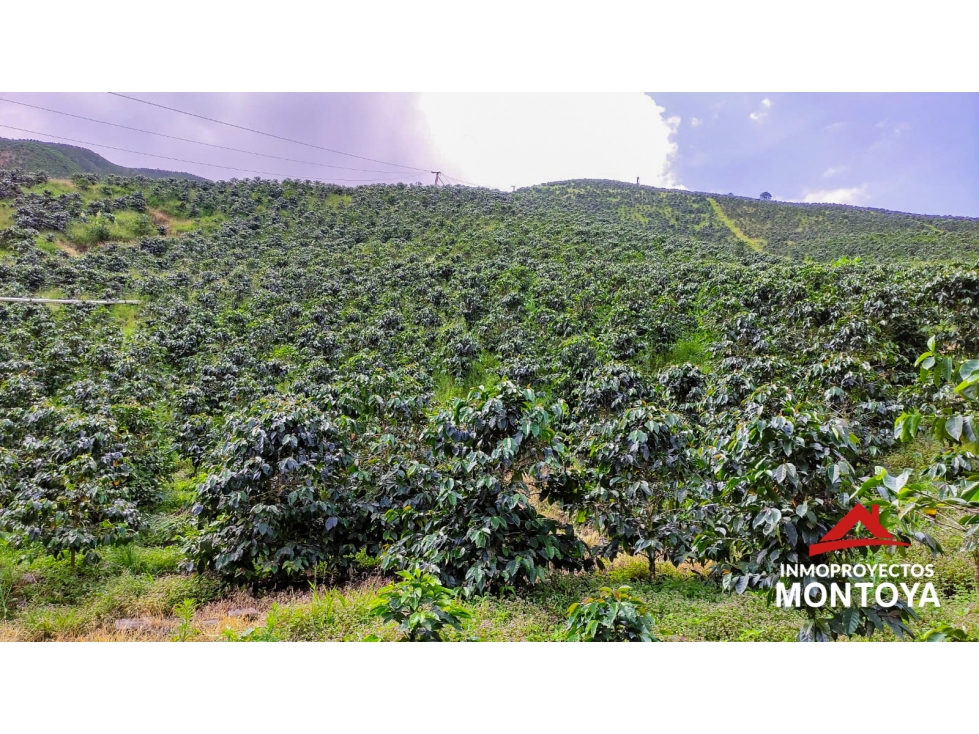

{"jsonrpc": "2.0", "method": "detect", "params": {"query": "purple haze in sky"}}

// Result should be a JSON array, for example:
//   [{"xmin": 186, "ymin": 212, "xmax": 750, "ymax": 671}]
[
  {"xmin": 0, "ymin": 92, "xmax": 440, "ymax": 185},
  {"xmin": 0, "ymin": 92, "xmax": 976, "ymax": 216}
]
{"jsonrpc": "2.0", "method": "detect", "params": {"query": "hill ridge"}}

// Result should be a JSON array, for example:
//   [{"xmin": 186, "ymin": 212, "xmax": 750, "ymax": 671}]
[
  {"xmin": 531, "ymin": 178, "xmax": 979, "ymax": 222},
  {"xmin": 0, "ymin": 136, "xmax": 208, "ymax": 182}
]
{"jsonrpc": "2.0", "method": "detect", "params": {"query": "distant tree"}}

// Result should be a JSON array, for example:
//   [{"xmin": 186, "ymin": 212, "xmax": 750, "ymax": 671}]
[{"xmin": 760, "ymin": 192, "xmax": 773, "ymax": 201}]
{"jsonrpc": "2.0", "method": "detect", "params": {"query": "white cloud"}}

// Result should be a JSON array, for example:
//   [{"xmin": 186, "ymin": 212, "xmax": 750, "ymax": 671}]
[
  {"xmin": 413, "ymin": 93, "xmax": 681, "ymax": 190},
  {"xmin": 822, "ymin": 166, "xmax": 846, "ymax": 178},
  {"xmin": 749, "ymin": 97, "xmax": 773, "ymax": 122},
  {"xmin": 875, "ymin": 119, "xmax": 911, "ymax": 136},
  {"xmin": 869, "ymin": 120, "xmax": 913, "ymax": 153},
  {"xmin": 801, "ymin": 184, "xmax": 869, "ymax": 205},
  {"xmin": 690, "ymin": 116, "xmax": 702, "ymax": 127},
  {"xmin": 824, "ymin": 121, "xmax": 844, "ymax": 132}
]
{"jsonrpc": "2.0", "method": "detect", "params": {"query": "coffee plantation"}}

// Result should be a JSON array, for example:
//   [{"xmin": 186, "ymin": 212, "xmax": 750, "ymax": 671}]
[{"xmin": 1, "ymin": 169, "xmax": 977, "ymax": 641}]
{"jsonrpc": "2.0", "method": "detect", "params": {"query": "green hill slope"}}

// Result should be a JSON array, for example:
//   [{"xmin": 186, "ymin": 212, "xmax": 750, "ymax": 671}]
[
  {"xmin": 2, "ymin": 133, "xmax": 976, "ymax": 261},
  {"xmin": 0, "ymin": 137, "xmax": 208, "ymax": 181},
  {"xmin": 1, "ymin": 165, "xmax": 977, "ymax": 262},
  {"xmin": 523, "ymin": 180, "xmax": 979, "ymax": 262}
]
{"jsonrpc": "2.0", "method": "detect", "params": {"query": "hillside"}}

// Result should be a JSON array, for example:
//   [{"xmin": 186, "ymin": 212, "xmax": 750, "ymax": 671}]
[
  {"xmin": 522, "ymin": 180, "xmax": 979, "ymax": 261},
  {"xmin": 1, "ymin": 170, "xmax": 978, "ymax": 642},
  {"xmin": 1, "ymin": 137, "xmax": 977, "ymax": 260},
  {"xmin": 0, "ymin": 137, "xmax": 208, "ymax": 181}
]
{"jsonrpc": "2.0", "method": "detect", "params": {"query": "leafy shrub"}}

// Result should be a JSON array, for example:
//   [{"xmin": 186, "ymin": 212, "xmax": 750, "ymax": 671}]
[
  {"xmin": 89, "ymin": 216, "xmax": 112, "ymax": 244},
  {"xmin": 370, "ymin": 569, "xmax": 471, "ymax": 641},
  {"xmin": 185, "ymin": 394, "xmax": 367, "ymax": 584},
  {"xmin": 132, "ymin": 214, "xmax": 155, "ymax": 238},
  {"xmin": 4, "ymin": 171, "xmax": 979, "ymax": 644},
  {"xmin": 171, "ymin": 599, "xmax": 197, "ymax": 641},
  {"xmin": 551, "ymin": 404, "xmax": 698, "ymax": 577},
  {"xmin": 0, "ymin": 406, "xmax": 141, "ymax": 571},
  {"xmin": 564, "ymin": 586, "xmax": 657, "ymax": 641},
  {"xmin": 919, "ymin": 623, "xmax": 969, "ymax": 642},
  {"xmin": 380, "ymin": 382, "xmax": 589, "ymax": 595}
]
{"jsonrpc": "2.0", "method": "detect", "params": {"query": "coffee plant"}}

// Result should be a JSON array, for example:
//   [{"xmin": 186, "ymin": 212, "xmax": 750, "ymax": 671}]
[
  {"xmin": 564, "ymin": 585, "xmax": 657, "ymax": 641},
  {"xmin": 370, "ymin": 569, "xmax": 471, "ymax": 641}
]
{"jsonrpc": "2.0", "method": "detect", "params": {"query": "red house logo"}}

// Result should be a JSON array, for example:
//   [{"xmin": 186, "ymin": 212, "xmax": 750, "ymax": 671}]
[{"xmin": 809, "ymin": 504, "xmax": 910, "ymax": 556}]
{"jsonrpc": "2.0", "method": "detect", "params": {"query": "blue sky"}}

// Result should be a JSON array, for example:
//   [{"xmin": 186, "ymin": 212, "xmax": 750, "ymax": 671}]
[
  {"xmin": 1, "ymin": 93, "xmax": 976, "ymax": 217},
  {"xmin": 650, "ymin": 93, "xmax": 979, "ymax": 217}
]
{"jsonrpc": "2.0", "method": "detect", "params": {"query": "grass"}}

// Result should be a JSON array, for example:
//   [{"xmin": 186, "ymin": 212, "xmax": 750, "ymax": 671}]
[
  {"xmin": 434, "ymin": 352, "xmax": 501, "ymax": 403},
  {"xmin": 0, "ymin": 201, "xmax": 13, "ymax": 229},
  {"xmin": 0, "ymin": 424, "xmax": 974, "ymax": 642},
  {"xmin": 109, "ymin": 302, "xmax": 142, "ymax": 336},
  {"xmin": 233, "ymin": 544, "xmax": 979, "ymax": 642},
  {"xmin": 55, "ymin": 208, "xmax": 202, "ymax": 248},
  {"xmin": 65, "ymin": 211, "xmax": 156, "ymax": 246},
  {"xmin": 0, "ymin": 536, "xmax": 219, "ymax": 641},
  {"xmin": 36, "ymin": 238, "xmax": 61, "ymax": 255},
  {"xmin": 643, "ymin": 331, "xmax": 712, "ymax": 372},
  {"xmin": 24, "ymin": 179, "xmax": 78, "ymax": 198},
  {"xmin": 32, "ymin": 287, "xmax": 66, "ymax": 312},
  {"xmin": 707, "ymin": 197, "xmax": 766, "ymax": 252},
  {"xmin": 29, "ymin": 232, "xmax": 81, "ymax": 257},
  {"xmin": 195, "ymin": 213, "xmax": 226, "ymax": 235},
  {"xmin": 324, "ymin": 193, "xmax": 353, "ymax": 209},
  {"xmin": 3, "ymin": 527, "xmax": 976, "ymax": 641},
  {"xmin": 148, "ymin": 207, "xmax": 197, "ymax": 236},
  {"xmin": 879, "ymin": 433, "xmax": 944, "ymax": 473},
  {"xmin": 2, "ymin": 176, "xmax": 210, "ymax": 249}
]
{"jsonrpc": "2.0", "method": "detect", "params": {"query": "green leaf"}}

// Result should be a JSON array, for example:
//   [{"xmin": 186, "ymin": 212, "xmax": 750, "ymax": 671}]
[
  {"xmin": 840, "ymin": 608, "xmax": 860, "ymax": 636},
  {"xmin": 883, "ymin": 470, "xmax": 909, "ymax": 492},
  {"xmin": 959, "ymin": 359, "xmax": 979, "ymax": 380},
  {"xmin": 941, "ymin": 357, "xmax": 954, "ymax": 383},
  {"xmin": 946, "ymin": 416, "xmax": 964, "ymax": 442},
  {"xmin": 783, "ymin": 521, "xmax": 798, "ymax": 547}
]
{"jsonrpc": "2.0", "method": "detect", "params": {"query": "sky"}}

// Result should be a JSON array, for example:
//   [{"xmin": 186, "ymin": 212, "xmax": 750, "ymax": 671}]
[
  {"xmin": 652, "ymin": 93, "xmax": 979, "ymax": 216},
  {"xmin": 1, "ymin": 92, "xmax": 976, "ymax": 216}
]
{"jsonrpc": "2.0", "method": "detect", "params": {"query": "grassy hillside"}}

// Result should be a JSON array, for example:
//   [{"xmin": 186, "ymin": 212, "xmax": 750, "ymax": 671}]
[
  {"xmin": 0, "ymin": 137, "xmax": 208, "ymax": 181},
  {"xmin": 1, "ymin": 171, "xmax": 978, "ymax": 642}
]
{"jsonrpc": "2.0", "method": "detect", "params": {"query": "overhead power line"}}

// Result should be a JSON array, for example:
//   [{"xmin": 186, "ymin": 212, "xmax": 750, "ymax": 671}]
[
  {"xmin": 0, "ymin": 297, "xmax": 140, "ymax": 305},
  {"xmin": 0, "ymin": 97, "xmax": 416, "ymax": 174},
  {"xmin": 439, "ymin": 172, "xmax": 479, "ymax": 188},
  {"xmin": 108, "ymin": 92, "xmax": 431, "ymax": 174},
  {"xmin": 0, "ymin": 124, "xmax": 419, "ymax": 183}
]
